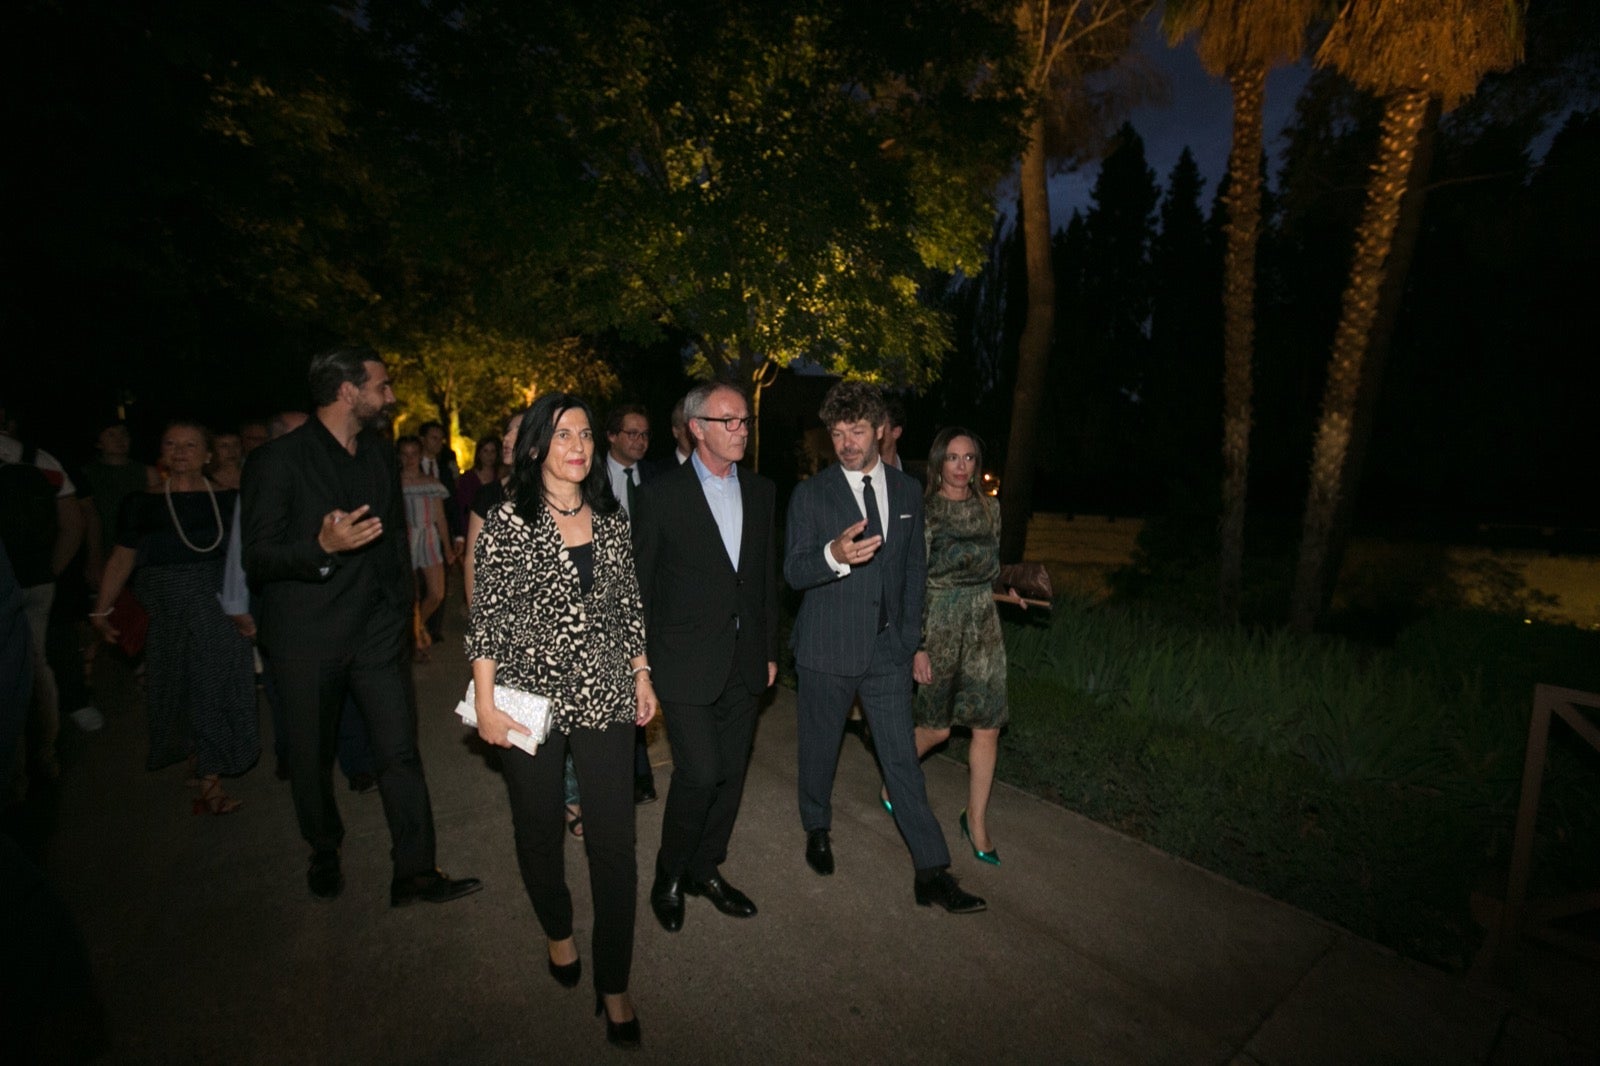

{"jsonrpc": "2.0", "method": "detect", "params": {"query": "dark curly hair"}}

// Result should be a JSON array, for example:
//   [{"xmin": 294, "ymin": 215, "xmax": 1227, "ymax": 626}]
[{"xmin": 817, "ymin": 380, "xmax": 887, "ymax": 428}]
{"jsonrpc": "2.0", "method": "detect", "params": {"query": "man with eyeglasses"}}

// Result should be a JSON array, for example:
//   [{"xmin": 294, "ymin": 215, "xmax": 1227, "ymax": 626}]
[
  {"xmin": 603, "ymin": 404, "xmax": 652, "ymax": 520},
  {"xmin": 603, "ymin": 403, "xmax": 660, "ymax": 803},
  {"xmin": 633, "ymin": 383, "xmax": 777, "ymax": 932}
]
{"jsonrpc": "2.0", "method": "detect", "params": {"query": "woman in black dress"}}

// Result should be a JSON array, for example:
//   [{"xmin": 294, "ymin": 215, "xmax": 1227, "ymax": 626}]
[
  {"xmin": 90, "ymin": 421, "xmax": 260, "ymax": 814},
  {"xmin": 465, "ymin": 393, "xmax": 657, "ymax": 1049}
]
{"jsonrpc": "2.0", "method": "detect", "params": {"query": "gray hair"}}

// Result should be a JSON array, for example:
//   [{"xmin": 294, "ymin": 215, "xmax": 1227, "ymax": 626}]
[{"xmin": 683, "ymin": 382, "xmax": 749, "ymax": 420}]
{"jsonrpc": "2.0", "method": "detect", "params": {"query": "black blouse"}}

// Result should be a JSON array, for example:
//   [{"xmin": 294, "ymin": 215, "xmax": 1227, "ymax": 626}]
[{"xmin": 117, "ymin": 488, "xmax": 237, "ymax": 566}]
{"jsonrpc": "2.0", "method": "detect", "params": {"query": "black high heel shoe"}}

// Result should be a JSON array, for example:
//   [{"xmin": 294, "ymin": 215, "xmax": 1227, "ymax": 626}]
[
  {"xmin": 595, "ymin": 991, "xmax": 641, "ymax": 1049},
  {"xmin": 547, "ymin": 954, "xmax": 581, "ymax": 988}
]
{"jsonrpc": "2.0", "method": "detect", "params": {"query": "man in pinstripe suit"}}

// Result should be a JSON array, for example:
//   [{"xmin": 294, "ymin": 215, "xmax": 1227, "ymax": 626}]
[{"xmin": 783, "ymin": 381, "xmax": 984, "ymax": 914}]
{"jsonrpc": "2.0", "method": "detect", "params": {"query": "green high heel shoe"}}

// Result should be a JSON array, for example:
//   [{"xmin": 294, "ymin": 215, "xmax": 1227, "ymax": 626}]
[{"xmin": 959, "ymin": 809, "xmax": 1000, "ymax": 866}]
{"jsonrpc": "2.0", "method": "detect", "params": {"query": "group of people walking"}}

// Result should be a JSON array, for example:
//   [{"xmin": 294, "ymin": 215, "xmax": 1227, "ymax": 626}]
[
  {"xmin": 4, "ymin": 344, "xmax": 1022, "ymax": 1054},
  {"xmin": 464, "ymin": 372, "xmax": 1021, "ymax": 1048}
]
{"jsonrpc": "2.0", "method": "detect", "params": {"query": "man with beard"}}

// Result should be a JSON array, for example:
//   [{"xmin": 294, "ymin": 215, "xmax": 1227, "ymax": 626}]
[
  {"xmin": 784, "ymin": 380, "xmax": 983, "ymax": 913},
  {"xmin": 243, "ymin": 346, "xmax": 480, "ymax": 906}
]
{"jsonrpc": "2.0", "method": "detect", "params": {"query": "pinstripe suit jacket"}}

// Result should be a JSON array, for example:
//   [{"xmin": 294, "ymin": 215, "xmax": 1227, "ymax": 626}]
[{"xmin": 783, "ymin": 462, "xmax": 926, "ymax": 676}]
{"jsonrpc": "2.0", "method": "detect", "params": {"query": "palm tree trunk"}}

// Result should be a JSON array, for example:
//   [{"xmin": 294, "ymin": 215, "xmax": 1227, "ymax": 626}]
[
  {"xmin": 999, "ymin": 114, "xmax": 1055, "ymax": 564},
  {"xmin": 1317, "ymin": 97, "xmax": 1441, "ymax": 614},
  {"xmin": 1289, "ymin": 87, "xmax": 1430, "ymax": 633},
  {"xmin": 1216, "ymin": 65, "xmax": 1265, "ymax": 626}
]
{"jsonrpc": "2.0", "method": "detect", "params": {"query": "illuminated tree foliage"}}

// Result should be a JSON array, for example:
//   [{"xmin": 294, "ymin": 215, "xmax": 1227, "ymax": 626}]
[
  {"xmin": 386, "ymin": 330, "xmax": 620, "ymax": 452},
  {"xmin": 355, "ymin": 1, "xmax": 1027, "ymax": 457},
  {"xmin": 549, "ymin": 2, "xmax": 1025, "ymax": 389}
]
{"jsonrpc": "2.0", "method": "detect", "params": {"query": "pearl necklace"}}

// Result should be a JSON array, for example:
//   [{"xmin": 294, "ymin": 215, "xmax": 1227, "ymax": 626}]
[{"xmin": 164, "ymin": 476, "xmax": 225, "ymax": 553}]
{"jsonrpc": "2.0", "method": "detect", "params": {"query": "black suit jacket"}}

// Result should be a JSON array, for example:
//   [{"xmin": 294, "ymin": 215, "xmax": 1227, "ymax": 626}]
[
  {"xmin": 241, "ymin": 419, "xmax": 413, "ymax": 660},
  {"xmin": 632, "ymin": 457, "xmax": 778, "ymax": 705}
]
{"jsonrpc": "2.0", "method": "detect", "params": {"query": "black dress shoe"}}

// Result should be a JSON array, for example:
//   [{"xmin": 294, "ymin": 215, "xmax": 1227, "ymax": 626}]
[
  {"xmin": 389, "ymin": 868, "xmax": 484, "ymax": 907},
  {"xmin": 634, "ymin": 775, "xmax": 657, "ymax": 805},
  {"xmin": 595, "ymin": 992, "xmax": 641, "ymax": 1049},
  {"xmin": 347, "ymin": 772, "xmax": 378, "ymax": 794},
  {"xmin": 307, "ymin": 850, "xmax": 343, "ymax": 901},
  {"xmin": 547, "ymin": 955, "xmax": 581, "ymax": 989},
  {"xmin": 914, "ymin": 869, "xmax": 986, "ymax": 914},
  {"xmin": 649, "ymin": 865, "xmax": 684, "ymax": 932},
  {"xmin": 683, "ymin": 873, "xmax": 757, "ymax": 918},
  {"xmin": 805, "ymin": 829, "xmax": 834, "ymax": 876}
]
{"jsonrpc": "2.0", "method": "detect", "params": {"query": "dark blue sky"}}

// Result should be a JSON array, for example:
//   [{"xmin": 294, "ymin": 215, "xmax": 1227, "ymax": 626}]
[{"xmin": 1047, "ymin": 12, "xmax": 1312, "ymax": 222}]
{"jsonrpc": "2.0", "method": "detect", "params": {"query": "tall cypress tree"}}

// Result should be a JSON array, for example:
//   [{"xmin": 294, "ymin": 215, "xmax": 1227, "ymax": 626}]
[
  {"xmin": 1072, "ymin": 122, "xmax": 1160, "ymax": 510},
  {"xmin": 1148, "ymin": 147, "xmax": 1221, "ymax": 507}
]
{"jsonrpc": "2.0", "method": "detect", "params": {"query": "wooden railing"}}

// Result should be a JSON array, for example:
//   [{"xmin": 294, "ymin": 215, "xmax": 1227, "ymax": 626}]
[{"xmin": 1479, "ymin": 685, "xmax": 1600, "ymax": 981}]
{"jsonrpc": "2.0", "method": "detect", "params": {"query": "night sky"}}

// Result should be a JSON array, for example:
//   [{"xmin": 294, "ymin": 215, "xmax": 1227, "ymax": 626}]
[{"xmin": 1049, "ymin": 12, "xmax": 1311, "ymax": 219}]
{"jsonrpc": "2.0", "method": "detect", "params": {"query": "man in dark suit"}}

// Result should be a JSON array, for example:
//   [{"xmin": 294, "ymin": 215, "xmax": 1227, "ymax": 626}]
[
  {"xmin": 243, "ymin": 345, "xmax": 480, "ymax": 906},
  {"xmin": 603, "ymin": 402, "xmax": 659, "ymax": 803},
  {"xmin": 633, "ymin": 382, "xmax": 777, "ymax": 932},
  {"xmin": 784, "ymin": 380, "xmax": 984, "ymax": 913}
]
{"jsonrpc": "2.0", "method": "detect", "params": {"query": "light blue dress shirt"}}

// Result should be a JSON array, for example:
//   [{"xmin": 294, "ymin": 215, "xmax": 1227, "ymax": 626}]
[{"xmin": 691, "ymin": 452, "xmax": 742, "ymax": 570}]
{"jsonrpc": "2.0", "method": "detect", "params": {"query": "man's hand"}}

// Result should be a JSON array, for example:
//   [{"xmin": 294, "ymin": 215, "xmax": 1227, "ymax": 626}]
[
  {"xmin": 767, "ymin": 661, "xmax": 778, "ymax": 688},
  {"xmin": 828, "ymin": 519, "xmax": 881, "ymax": 566},
  {"xmin": 317, "ymin": 505, "xmax": 383, "ymax": 554},
  {"xmin": 230, "ymin": 613, "xmax": 257, "ymax": 639}
]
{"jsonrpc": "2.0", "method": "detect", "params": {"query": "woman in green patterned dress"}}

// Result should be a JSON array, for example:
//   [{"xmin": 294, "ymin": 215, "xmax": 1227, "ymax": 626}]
[{"xmin": 909, "ymin": 428, "xmax": 1025, "ymax": 865}]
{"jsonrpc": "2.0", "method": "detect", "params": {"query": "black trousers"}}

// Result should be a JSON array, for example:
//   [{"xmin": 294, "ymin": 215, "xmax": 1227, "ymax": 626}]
[
  {"xmin": 655, "ymin": 667, "xmax": 759, "ymax": 882},
  {"xmin": 271, "ymin": 615, "xmax": 437, "ymax": 879},
  {"xmin": 500, "ymin": 721, "xmax": 636, "ymax": 995}
]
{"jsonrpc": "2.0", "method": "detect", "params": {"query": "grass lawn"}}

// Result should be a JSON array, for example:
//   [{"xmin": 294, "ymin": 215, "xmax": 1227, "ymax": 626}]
[{"xmin": 966, "ymin": 602, "xmax": 1600, "ymax": 969}]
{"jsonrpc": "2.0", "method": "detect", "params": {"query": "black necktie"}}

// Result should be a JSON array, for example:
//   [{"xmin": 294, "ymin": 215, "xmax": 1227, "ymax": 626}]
[
  {"xmin": 861, "ymin": 474, "xmax": 888, "ymax": 630},
  {"xmin": 860, "ymin": 474, "xmax": 884, "ymax": 543},
  {"xmin": 623, "ymin": 467, "xmax": 637, "ymax": 514}
]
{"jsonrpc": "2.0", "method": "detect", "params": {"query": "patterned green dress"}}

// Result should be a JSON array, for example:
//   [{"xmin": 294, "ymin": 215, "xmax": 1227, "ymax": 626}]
[{"xmin": 914, "ymin": 493, "xmax": 1008, "ymax": 730}]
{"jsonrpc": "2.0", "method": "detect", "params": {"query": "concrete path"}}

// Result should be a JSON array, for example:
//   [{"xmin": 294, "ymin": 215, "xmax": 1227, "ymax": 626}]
[{"xmin": 26, "ymin": 631, "xmax": 1597, "ymax": 1064}]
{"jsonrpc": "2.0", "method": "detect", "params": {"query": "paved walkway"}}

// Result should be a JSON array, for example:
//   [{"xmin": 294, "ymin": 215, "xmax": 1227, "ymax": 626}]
[{"xmin": 20, "ymin": 626, "xmax": 1597, "ymax": 1064}]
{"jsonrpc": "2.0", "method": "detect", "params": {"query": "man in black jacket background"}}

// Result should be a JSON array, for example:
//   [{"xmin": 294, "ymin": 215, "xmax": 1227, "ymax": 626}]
[{"xmin": 243, "ymin": 345, "xmax": 480, "ymax": 906}]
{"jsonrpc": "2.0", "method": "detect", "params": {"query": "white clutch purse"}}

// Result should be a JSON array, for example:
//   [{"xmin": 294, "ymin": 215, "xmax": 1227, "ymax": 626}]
[{"xmin": 456, "ymin": 679, "xmax": 552, "ymax": 755}]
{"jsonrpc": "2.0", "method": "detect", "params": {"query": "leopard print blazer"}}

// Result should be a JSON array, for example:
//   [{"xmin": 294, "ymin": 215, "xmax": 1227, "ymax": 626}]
[{"xmin": 464, "ymin": 498, "xmax": 647, "ymax": 733}]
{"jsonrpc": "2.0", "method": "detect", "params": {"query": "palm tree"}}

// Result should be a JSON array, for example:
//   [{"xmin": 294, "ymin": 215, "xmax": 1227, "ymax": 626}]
[
  {"xmin": 1289, "ymin": 0, "xmax": 1525, "ymax": 632},
  {"xmin": 999, "ymin": 0, "xmax": 1149, "ymax": 563},
  {"xmin": 1163, "ymin": 0, "xmax": 1322, "ymax": 625}
]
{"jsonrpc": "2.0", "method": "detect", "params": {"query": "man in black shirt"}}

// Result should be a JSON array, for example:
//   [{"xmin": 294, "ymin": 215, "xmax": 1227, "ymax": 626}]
[{"xmin": 243, "ymin": 346, "xmax": 480, "ymax": 906}]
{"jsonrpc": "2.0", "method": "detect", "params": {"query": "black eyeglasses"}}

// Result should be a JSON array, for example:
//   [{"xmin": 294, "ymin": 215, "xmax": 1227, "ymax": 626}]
[{"xmin": 695, "ymin": 415, "xmax": 756, "ymax": 431}]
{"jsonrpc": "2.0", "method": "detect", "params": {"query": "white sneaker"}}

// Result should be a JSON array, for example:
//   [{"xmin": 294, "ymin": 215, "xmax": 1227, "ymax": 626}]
[{"xmin": 71, "ymin": 706, "xmax": 105, "ymax": 732}]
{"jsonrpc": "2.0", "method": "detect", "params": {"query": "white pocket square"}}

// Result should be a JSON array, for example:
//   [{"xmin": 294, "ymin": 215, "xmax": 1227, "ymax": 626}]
[{"xmin": 898, "ymin": 513, "xmax": 912, "ymax": 519}]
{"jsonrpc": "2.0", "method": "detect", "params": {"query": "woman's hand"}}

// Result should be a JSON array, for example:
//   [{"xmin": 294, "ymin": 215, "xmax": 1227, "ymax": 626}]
[
  {"xmin": 476, "ymin": 701, "xmax": 533, "ymax": 750},
  {"xmin": 634, "ymin": 671, "xmax": 658, "ymax": 726},
  {"xmin": 230, "ymin": 613, "xmax": 257, "ymax": 639},
  {"xmin": 913, "ymin": 650, "xmax": 933, "ymax": 685},
  {"xmin": 995, "ymin": 586, "xmax": 1028, "ymax": 610}
]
